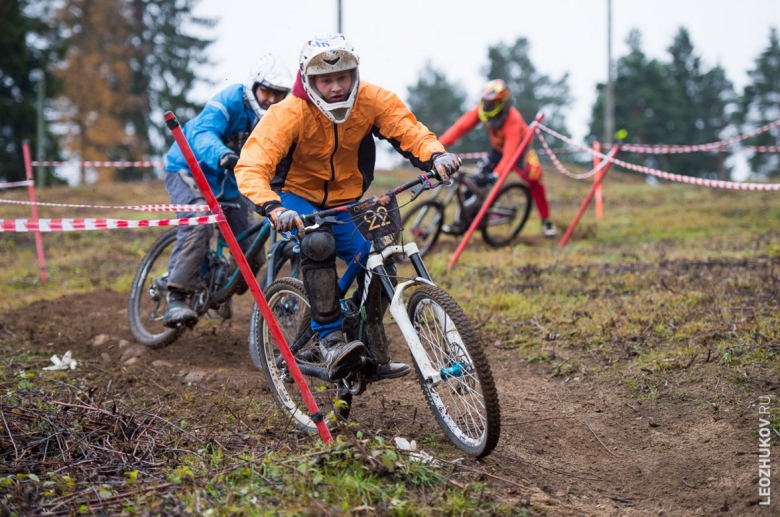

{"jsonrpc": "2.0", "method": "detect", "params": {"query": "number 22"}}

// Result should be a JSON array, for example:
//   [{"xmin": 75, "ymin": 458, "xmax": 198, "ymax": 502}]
[{"xmin": 364, "ymin": 206, "xmax": 390, "ymax": 231}]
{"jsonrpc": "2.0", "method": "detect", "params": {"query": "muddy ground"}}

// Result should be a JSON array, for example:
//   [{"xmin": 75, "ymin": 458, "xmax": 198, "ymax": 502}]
[{"xmin": 3, "ymin": 260, "xmax": 776, "ymax": 517}]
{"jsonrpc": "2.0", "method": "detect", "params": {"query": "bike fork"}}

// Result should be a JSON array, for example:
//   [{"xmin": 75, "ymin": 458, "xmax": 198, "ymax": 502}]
[{"xmin": 366, "ymin": 245, "xmax": 443, "ymax": 386}]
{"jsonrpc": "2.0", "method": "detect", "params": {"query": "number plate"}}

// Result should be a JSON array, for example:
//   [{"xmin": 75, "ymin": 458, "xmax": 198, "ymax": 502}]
[{"xmin": 349, "ymin": 196, "xmax": 402, "ymax": 241}]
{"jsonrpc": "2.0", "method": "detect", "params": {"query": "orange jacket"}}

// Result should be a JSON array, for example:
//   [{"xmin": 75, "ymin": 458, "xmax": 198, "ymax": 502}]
[
  {"xmin": 438, "ymin": 106, "xmax": 530, "ymax": 176},
  {"xmin": 235, "ymin": 79, "xmax": 445, "ymax": 213}
]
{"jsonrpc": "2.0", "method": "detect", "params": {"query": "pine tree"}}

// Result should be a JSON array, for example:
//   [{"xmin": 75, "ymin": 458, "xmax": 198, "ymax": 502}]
[
  {"xmin": 0, "ymin": 0, "xmax": 65, "ymax": 183},
  {"xmin": 739, "ymin": 28, "xmax": 780, "ymax": 178},
  {"xmin": 54, "ymin": 0, "xmax": 213, "ymax": 183},
  {"xmin": 406, "ymin": 63, "xmax": 488, "ymax": 152},
  {"xmin": 666, "ymin": 28, "xmax": 735, "ymax": 178},
  {"xmin": 483, "ymin": 37, "xmax": 571, "ymax": 138},
  {"xmin": 55, "ymin": 0, "xmax": 142, "ymax": 183},
  {"xmin": 121, "ymin": 0, "xmax": 214, "ymax": 180},
  {"xmin": 590, "ymin": 30, "xmax": 687, "ymax": 174}
]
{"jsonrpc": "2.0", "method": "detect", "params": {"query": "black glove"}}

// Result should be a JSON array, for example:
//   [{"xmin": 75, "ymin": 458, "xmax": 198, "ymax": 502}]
[
  {"xmin": 432, "ymin": 153, "xmax": 461, "ymax": 184},
  {"xmin": 219, "ymin": 151, "xmax": 239, "ymax": 171}
]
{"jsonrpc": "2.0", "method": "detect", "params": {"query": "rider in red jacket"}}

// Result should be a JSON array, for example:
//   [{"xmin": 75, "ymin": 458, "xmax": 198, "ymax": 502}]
[{"xmin": 438, "ymin": 79, "xmax": 557, "ymax": 238}]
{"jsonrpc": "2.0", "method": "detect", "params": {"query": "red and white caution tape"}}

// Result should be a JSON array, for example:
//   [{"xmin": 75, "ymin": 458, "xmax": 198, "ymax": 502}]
[
  {"xmin": 31, "ymin": 160, "xmax": 164, "ymax": 168},
  {"xmin": 454, "ymin": 148, "xmax": 579, "ymax": 160},
  {"xmin": 0, "ymin": 199, "xmax": 210, "ymax": 212},
  {"xmin": 741, "ymin": 146, "xmax": 780, "ymax": 153},
  {"xmin": 538, "ymin": 124, "xmax": 780, "ymax": 191},
  {"xmin": 535, "ymin": 129, "xmax": 605, "ymax": 180},
  {"xmin": 0, "ymin": 214, "xmax": 224, "ymax": 233},
  {"xmin": 607, "ymin": 155, "xmax": 780, "ymax": 191},
  {"xmin": 0, "ymin": 180, "xmax": 34, "ymax": 189},
  {"xmin": 612, "ymin": 119, "xmax": 780, "ymax": 154}
]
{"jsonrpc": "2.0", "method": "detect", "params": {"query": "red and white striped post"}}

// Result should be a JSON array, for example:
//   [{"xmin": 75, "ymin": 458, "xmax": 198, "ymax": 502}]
[
  {"xmin": 593, "ymin": 141, "xmax": 603, "ymax": 219},
  {"xmin": 163, "ymin": 112, "xmax": 333, "ymax": 444},
  {"xmin": 22, "ymin": 141, "xmax": 47, "ymax": 284},
  {"xmin": 448, "ymin": 112, "xmax": 544, "ymax": 270},
  {"xmin": 559, "ymin": 143, "xmax": 621, "ymax": 248}
]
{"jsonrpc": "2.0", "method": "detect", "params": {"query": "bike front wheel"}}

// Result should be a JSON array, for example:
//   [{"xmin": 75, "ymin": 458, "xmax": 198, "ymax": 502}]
[
  {"xmin": 249, "ymin": 278, "xmax": 351, "ymax": 431},
  {"xmin": 127, "ymin": 228, "xmax": 185, "ymax": 349},
  {"xmin": 481, "ymin": 183, "xmax": 532, "ymax": 247},
  {"xmin": 400, "ymin": 200, "xmax": 444, "ymax": 258},
  {"xmin": 407, "ymin": 285, "xmax": 500, "ymax": 457}
]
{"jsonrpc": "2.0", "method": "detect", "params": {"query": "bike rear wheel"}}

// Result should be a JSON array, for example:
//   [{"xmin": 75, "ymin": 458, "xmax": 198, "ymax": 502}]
[
  {"xmin": 250, "ymin": 278, "xmax": 351, "ymax": 431},
  {"xmin": 407, "ymin": 285, "xmax": 500, "ymax": 457},
  {"xmin": 401, "ymin": 200, "xmax": 444, "ymax": 257},
  {"xmin": 128, "ymin": 228, "xmax": 185, "ymax": 349},
  {"xmin": 481, "ymin": 183, "xmax": 532, "ymax": 247}
]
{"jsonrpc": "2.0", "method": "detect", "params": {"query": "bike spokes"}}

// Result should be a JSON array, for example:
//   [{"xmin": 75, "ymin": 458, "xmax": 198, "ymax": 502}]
[{"xmin": 407, "ymin": 285, "xmax": 500, "ymax": 457}]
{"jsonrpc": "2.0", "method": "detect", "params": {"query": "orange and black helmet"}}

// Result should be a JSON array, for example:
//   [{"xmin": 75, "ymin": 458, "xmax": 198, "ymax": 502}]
[{"xmin": 478, "ymin": 79, "xmax": 511, "ymax": 123}]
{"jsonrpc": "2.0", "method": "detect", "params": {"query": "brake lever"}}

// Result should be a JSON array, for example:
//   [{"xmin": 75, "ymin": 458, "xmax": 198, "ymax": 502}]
[
  {"xmin": 315, "ymin": 214, "xmax": 345, "ymax": 226},
  {"xmin": 410, "ymin": 175, "xmax": 442, "ymax": 202}
]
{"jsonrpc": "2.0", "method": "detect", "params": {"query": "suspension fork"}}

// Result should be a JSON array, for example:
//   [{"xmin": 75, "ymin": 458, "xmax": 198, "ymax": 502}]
[{"xmin": 367, "ymin": 245, "xmax": 443, "ymax": 386}]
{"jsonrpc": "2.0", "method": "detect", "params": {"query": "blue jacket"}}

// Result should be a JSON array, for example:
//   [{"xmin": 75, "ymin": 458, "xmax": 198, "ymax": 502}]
[{"xmin": 165, "ymin": 84, "xmax": 257, "ymax": 200}]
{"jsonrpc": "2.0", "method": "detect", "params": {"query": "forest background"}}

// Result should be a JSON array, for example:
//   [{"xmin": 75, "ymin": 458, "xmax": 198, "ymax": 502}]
[{"xmin": 1, "ymin": 0, "xmax": 779, "ymax": 187}]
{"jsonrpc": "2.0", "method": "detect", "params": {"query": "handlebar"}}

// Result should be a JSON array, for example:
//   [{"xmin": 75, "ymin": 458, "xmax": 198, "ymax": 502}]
[{"xmin": 299, "ymin": 170, "xmax": 443, "ymax": 227}]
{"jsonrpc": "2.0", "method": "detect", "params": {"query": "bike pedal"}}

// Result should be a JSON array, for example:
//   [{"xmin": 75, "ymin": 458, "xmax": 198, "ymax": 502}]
[{"xmin": 329, "ymin": 355, "xmax": 364, "ymax": 381}]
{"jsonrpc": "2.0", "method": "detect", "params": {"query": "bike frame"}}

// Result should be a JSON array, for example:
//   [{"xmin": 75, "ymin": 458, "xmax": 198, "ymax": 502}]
[
  {"xmin": 364, "ymin": 243, "xmax": 445, "ymax": 386},
  {"xmin": 209, "ymin": 216, "xmax": 298, "ymax": 298},
  {"xmin": 290, "ymin": 172, "xmax": 454, "ymax": 387},
  {"xmin": 213, "ymin": 217, "xmax": 271, "ymax": 290}
]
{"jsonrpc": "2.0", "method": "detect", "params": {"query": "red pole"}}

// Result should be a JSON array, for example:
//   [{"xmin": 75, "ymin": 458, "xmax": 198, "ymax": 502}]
[
  {"xmin": 448, "ymin": 112, "xmax": 544, "ymax": 269},
  {"xmin": 593, "ymin": 141, "xmax": 603, "ymax": 219},
  {"xmin": 163, "ymin": 112, "xmax": 333, "ymax": 444},
  {"xmin": 22, "ymin": 141, "xmax": 47, "ymax": 284},
  {"xmin": 558, "ymin": 143, "xmax": 621, "ymax": 248}
]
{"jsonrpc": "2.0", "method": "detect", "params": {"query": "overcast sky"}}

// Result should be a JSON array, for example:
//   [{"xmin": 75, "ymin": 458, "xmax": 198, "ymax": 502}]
[{"xmin": 192, "ymin": 0, "xmax": 779, "ymax": 146}]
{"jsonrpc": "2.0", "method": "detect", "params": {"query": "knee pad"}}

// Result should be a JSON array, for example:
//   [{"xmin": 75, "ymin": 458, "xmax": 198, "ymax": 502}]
[
  {"xmin": 301, "ymin": 229, "xmax": 340, "ymax": 325},
  {"xmin": 301, "ymin": 229, "xmax": 337, "ymax": 263},
  {"xmin": 521, "ymin": 149, "xmax": 543, "ymax": 182}
]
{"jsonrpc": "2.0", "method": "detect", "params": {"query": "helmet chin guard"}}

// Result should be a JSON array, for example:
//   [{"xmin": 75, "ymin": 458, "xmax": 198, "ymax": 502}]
[
  {"xmin": 299, "ymin": 34, "xmax": 360, "ymax": 124},
  {"xmin": 243, "ymin": 53, "xmax": 293, "ymax": 120}
]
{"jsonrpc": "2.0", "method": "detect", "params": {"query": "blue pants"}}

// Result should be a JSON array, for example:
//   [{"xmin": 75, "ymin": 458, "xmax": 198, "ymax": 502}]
[{"xmin": 280, "ymin": 192, "xmax": 371, "ymax": 337}]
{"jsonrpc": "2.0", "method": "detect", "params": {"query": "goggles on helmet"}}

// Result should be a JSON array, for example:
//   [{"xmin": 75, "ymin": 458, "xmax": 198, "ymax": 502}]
[
  {"xmin": 243, "ymin": 53, "xmax": 293, "ymax": 120},
  {"xmin": 256, "ymin": 85, "xmax": 288, "ymax": 102}
]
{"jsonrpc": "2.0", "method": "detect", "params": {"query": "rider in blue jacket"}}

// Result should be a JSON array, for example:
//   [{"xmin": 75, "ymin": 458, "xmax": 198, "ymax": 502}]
[{"xmin": 162, "ymin": 53, "xmax": 293, "ymax": 327}]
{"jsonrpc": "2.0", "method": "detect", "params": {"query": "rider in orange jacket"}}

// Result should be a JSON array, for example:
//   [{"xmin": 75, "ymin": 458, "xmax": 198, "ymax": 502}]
[
  {"xmin": 236, "ymin": 34, "xmax": 461, "ymax": 380},
  {"xmin": 438, "ymin": 79, "xmax": 556, "ymax": 238}
]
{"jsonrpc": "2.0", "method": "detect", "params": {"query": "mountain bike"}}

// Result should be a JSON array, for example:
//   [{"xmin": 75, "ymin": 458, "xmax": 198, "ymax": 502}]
[
  {"xmin": 128, "ymin": 203, "xmax": 299, "ymax": 349},
  {"xmin": 249, "ymin": 172, "xmax": 501, "ymax": 457},
  {"xmin": 401, "ymin": 169, "xmax": 532, "ymax": 256}
]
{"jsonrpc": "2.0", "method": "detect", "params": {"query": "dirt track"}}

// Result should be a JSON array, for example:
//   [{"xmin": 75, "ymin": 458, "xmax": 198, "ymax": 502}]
[{"xmin": 3, "ymin": 283, "xmax": 774, "ymax": 516}]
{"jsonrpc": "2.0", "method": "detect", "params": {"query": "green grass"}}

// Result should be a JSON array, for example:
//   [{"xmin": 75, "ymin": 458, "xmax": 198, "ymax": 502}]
[{"xmin": 2, "ymin": 166, "xmax": 779, "ymax": 514}]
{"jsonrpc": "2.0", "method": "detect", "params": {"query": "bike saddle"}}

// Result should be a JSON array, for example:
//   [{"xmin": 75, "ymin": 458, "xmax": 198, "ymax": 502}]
[{"xmin": 219, "ymin": 201, "xmax": 242, "ymax": 212}]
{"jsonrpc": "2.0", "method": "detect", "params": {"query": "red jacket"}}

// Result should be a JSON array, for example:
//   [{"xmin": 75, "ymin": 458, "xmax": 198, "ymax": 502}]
[{"xmin": 439, "ymin": 106, "xmax": 530, "ymax": 175}]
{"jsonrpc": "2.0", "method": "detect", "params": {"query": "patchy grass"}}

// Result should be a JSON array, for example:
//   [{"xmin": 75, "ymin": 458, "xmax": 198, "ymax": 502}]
[
  {"xmin": 2, "ymin": 166, "xmax": 780, "ymax": 514},
  {"xmin": 0, "ymin": 352, "xmax": 522, "ymax": 516}
]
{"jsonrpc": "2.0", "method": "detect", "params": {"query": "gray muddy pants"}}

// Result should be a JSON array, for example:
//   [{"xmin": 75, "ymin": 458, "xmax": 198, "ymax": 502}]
[{"xmin": 164, "ymin": 171, "xmax": 253, "ymax": 292}]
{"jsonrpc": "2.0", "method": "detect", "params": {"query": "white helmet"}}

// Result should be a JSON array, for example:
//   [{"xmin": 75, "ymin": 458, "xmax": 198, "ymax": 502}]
[
  {"xmin": 243, "ymin": 53, "xmax": 293, "ymax": 119},
  {"xmin": 299, "ymin": 34, "xmax": 360, "ymax": 124}
]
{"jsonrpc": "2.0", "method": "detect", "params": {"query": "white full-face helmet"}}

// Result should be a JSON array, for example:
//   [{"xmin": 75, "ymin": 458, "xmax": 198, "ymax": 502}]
[
  {"xmin": 299, "ymin": 34, "xmax": 360, "ymax": 124},
  {"xmin": 243, "ymin": 53, "xmax": 294, "ymax": 119}
]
